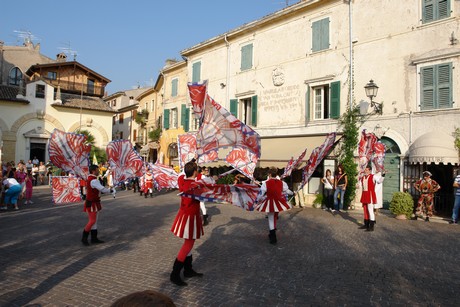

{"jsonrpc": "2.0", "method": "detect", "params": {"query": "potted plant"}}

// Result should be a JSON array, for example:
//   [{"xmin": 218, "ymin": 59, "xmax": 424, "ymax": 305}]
[
  {"xmin": 389, "ymin": 191, "xmax": 414, "ymax": 219},
  {"xmin": 313, "ymin": 193, "xmax": 324, "ymax": 209}
]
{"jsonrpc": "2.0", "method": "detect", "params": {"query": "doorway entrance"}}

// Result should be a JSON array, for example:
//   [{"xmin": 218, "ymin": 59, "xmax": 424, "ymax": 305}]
[
  {"xmin": 30, "ymin": 142, "xmax": 46, "ymax": 163},
  {"xmin": 380, "ymin": 137, "xmax": 401, "ymax": 209}
]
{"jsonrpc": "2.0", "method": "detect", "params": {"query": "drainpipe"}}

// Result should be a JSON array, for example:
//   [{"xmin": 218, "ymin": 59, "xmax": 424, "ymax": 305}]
[
  {"xmin": 348, "ymin": 0, "xmax": 353, "ymax": 109},
  {"xmin": 224, "ymin": 34, "xmax": 230, "ymax": 106}
]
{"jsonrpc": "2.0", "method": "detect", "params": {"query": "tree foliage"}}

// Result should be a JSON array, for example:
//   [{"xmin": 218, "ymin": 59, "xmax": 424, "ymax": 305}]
[
  {"xmin": 337, "ymin": 106, "xmax": 362, "ymax": 208},
  {"xmin": 76, "ymin": 129, "xmax": 106, "ymax": 164}
]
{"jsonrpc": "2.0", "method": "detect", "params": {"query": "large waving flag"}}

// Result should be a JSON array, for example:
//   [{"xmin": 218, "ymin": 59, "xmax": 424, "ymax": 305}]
[
  {"xmin": 188, "ymin": 81, "xmax": 261, "ymax": 178},
  {"xmin": 52, "ymin": 176, "xmax": 82, "ymax": 204},
  {"xmin": 281, "ymin": 148, "xmax": 308, "ymax": 179},
  {"xmin": 178, "ymin": 133, "xmax": 218, "ymax": 169},
  {"xmin": 180, "ymin": 181, "xmax": 260, "ymax": 211},
  {"xmin": 48, "ymin": 129, "xmax": 91, "ymax": 180},
  {"xmin": 106, "ymin": 140, "xmax": 144, "ymax": 186},
  {"xmin": 372, "ymin": 141, "xmax": 386, "ymax": 173},
  {"xmin": 300, "ymin": 133, "xmax": 337, "ymax": 189},
  {"xmin": 358, "ymin": 130, "xmax": 378, "ymax": 178},
  {"xmin": 225, "ymin": 147, "xmax": 258, "ymax": 179},
  {"xmin": 148, "ymin": 162, "xmax": 179, "ymax": 190}
]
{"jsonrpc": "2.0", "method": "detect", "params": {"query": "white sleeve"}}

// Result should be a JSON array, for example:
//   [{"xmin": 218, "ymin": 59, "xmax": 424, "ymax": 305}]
[
  {"xmin": 283, "ymin": 181, "xmax": 294, "ymax": 195},
  {"xmin": 90, "ymin": 179, "xmax": 111, "ymax": 193}
]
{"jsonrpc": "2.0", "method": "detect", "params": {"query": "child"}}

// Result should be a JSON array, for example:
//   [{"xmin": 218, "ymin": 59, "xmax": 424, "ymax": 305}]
[{"xmin": 24, "ymin": 170, "xmax": 34, "ymax": 204}]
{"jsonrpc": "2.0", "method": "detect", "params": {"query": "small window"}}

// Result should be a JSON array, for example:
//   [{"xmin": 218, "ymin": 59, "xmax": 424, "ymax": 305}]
[
  {"xmin": 171, "ymin": 78, "xmax": 178, "ymax": 97},
  {"xmin": 112, "ymin": 116, "xmax": 116, "ymax": 125},
  {"xmin": 171, "ymin": 108, "xmax": 178, "ymax": 128},
  {"xmin": 181, "ymin": 104, "xmax": 190, "ymax": 132},
  {"xmin": 192, "ymin": 61, "xmax": 201, "ymax": 83},
  {"xmin": 87, "ymin": 79, "xmax": 95, "ymax": 94},
  {"xmin": 230, "ymin": 95, "xmax": 258, "ymax": 126},
  {"xmin": 307, "ymin": 81, "xmax": 340, "ymax": 121},
  {"xmin": 9, "ymin": 67, "xmax": 22, "ymax": 86},
  {"xmin": 312, "ymin": 17, "xmax": 330, "ymax": 52},
  {"xmin": 47, "ymin": 71, "xmax": 57, "ymax": 80},
  {"xmin": 422, "ymin": 0, "xmax": 451, "ymax": 24},
  {"xmin": 36, "ymin": 84, "xmax": 45, "ymax": 98},
  {"xmin": 119, "ymin": 114, "xmax": 124, "ymax": 124},
  {"xmin": 120, "ymin": 131, "xmax": 124, "ymax": 139},
  {"xmin": 240, "ymin": 43, "xmax": 253, "ymax": 71}
]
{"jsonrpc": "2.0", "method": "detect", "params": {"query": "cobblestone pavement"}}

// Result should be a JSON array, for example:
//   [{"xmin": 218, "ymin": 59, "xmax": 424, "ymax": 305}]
[{"xmin": 1, "ymin": 185, "xmax": 459, "ymax": 307}]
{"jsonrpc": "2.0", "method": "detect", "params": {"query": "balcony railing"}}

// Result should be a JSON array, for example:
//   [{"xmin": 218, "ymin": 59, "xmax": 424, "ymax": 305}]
[{"xmin": 41, "ymin": 77, "xmax": 105, "ymax": 97}]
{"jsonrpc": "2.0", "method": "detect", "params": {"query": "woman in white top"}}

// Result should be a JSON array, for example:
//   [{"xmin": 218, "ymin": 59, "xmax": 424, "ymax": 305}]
[{"xmin": 321, "ymin": 169, "xmax": 334, "ymax": 211}]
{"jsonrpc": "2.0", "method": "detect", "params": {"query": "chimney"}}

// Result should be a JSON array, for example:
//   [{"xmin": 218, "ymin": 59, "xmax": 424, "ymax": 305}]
[{"xmin": 56, "ymin": 52, "xmax": 67, "ymax": 62}]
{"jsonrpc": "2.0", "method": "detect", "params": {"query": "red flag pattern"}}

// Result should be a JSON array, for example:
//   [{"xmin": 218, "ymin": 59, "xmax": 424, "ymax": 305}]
[
  {"xmin": 106, "ymin": 140, "xmax": 144, "ymax": 186},
  {"xmin": 52, "ymin": 176, "xmax": 82, "ymax": 204},
  {"xmin": 48, "ymin": 129, "xmax": 90, "ymax": 180}
]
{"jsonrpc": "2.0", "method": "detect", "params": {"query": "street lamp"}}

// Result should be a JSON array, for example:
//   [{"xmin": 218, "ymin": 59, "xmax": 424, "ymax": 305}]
[{"xmin": 364, "ymin": 80, "xmax": 382, "ymax": 114}]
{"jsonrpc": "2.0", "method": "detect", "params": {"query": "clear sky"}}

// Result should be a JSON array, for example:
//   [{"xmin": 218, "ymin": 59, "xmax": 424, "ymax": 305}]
[{"xmin": 0, "ymin": 0, "xmax": 299, "ymax": 94}]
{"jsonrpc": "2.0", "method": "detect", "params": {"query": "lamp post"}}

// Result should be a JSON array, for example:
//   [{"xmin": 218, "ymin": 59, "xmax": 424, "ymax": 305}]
[{"xmin": 364, "ymin": 80, "xmax": 382, "ymax": 114}]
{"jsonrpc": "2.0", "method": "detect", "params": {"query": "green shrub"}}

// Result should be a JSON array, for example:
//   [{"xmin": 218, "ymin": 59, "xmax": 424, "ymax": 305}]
[
  {"xmin": 389, "ymin": 192, "xmax": 414, "ymax": 219},
  {"xmin": 216, "ymin": 174, "xmax": 235, "ymax": 184},
  {"xmin": 313, "ymin": 193, "xmax": 324, "ymax": 208}
]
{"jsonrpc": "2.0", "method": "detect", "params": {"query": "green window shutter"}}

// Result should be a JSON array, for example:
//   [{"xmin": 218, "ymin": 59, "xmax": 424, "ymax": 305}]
[
  {"xmin": 438, "ymin": 0, "xmax": 450, "ymax": 20},
  {"xmin": 171, "ymin": 79, "xmax": 178, "ymax": 97},
  {"xmin": 163, "ymin": 109, "xmax": 170, "ymax": 129},
  {"xmin": 330, "ymin": 81, "xmax": 340, "ymax": 119},
  {"xmin": 421, "ymin": 66, "xmax": 435, "ymax": 110},
  {"xmin": 230, "ymin": 99, "xmax": 238, "ymax": 117},
  {"xmin": 185, "ymin": 107, "xmax": 190, "ymax": 132},
  {"xmin": 251, "ymin": 95, "xmax": 258, "ymax": 126},
  {"xmin": 312, "ymin": 20, "xmax": 321, "ymax": 52},
  {"xmin": 181, "ymin": 104, "xmax": 186, "ymax": 127},
  {"xmin": 437, "ymin": 63, "xmax": 452, "ymax": 109},
  {"xmin": 423, "ymin": 0, "xmax": 435, "ymax": 23},
  {"xmin": 241, "ymin": 44, "xmax": 253, "ymax": 71},
  {"xmin": 321, "ymin": 18, "xmax": 330, "ymax": 50},
  {"xmin": 305, "ymin": 87, "xmax": 310, "ymax": 123},
  {"xmin": 192, "ymin": 62, "xmax": 201, "ymax": 83},
  {"xmin": 312, "ymin": 18, "xmax": 329, "ymax": 52}
]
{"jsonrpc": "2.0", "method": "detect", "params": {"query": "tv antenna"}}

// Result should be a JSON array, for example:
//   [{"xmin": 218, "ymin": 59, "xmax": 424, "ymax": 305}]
[
  {"xmin": 58, "ymin": 41, "xmax": 78, "ymax": 61},
  {"xmin": 13, "ymin": 30, "xmax": 40, "ymax": 45}
]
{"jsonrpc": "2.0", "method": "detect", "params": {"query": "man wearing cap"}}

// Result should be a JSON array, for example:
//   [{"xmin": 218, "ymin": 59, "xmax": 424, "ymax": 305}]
[{"xmin": 414, "ymin": 171, "xmax": 440, "ymax": 222}]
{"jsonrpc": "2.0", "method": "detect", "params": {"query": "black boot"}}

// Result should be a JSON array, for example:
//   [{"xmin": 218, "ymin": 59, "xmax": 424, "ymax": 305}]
[
  {"xmin": 366, "ymin": 220, "xmax": 375, "ymax": 232},
  {"xmin": 81, "ymin": 230, "xmax": 90, "ymax": 246},
  {"xmin": 183, "ymin": 255, "xmax": 203, "ymax": 278},
  {"xmin": 425, "ymin": 216, "xmax": 430, "ymax": 222},
  {"xmin": 91, "ymin": 229, "xmax": 105, "ymax": 243},
  {"xmin": 203, "ymin": 214, "xmax": 209, "ymax": 226},
  {"xmin": 150, "ymin": 192, "xmax": 154, "ymax": 198},
  {"xmin": 170, "ymin": 259, "xmax": 187, "ymax": 286},
  {"xmin": 268, "ymin": 229, "xmax": 277, "ymax": 245},
  {"xmin": 358, "ymin": 219, "xmax": 369, "ymax": 229}
]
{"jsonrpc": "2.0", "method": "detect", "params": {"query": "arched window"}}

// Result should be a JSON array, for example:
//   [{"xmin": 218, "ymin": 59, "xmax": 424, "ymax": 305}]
[
  {"xmin": 380, "ymin": 137, "xmax": 401, "ymax": 154},
  {"xmin": 9, "ymin": 67, "xmax": 23, "ymax": 86}
]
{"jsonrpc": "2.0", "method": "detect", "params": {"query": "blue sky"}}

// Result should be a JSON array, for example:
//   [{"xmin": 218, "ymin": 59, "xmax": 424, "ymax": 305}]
[{"xmin": 0, "ymin": 0, "xmax": 298, "ymax": 94}]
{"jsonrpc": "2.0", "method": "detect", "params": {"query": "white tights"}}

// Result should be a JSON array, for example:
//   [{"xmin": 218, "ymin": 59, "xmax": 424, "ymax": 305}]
[{"xmin": 367, "ymin": 203, "xmax": 375, "ymax": 221}]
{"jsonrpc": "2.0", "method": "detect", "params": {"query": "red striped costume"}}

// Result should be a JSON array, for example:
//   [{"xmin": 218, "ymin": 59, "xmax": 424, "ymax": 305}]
[
  {"xmin": 255, "ymin": 178, "xmax": 292, "ymax": 213},
  {"xmin": 84, "ymin": 174, "xmax": 102, "ymax": 212},
  {"xmin": 144, "ymin": 172, "xmax": 154, "ymax": 193},
  {"xmin": 171, "ymin": 178, "xmax": 204, "ymax": 239}
]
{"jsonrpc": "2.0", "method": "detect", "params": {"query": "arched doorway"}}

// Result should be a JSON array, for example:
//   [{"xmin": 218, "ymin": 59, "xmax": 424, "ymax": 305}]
[{"xmin": 380, "ymin": 137, "xmax": 401, "ymax": 208}]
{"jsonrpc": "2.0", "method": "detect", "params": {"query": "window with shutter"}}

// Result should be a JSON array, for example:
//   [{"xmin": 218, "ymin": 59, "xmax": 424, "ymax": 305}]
[
  {"xmin": 312, "ymin": 17, "xmax": 330, "ymax": 52},
  {"xmin": 251, "ymin": 95, "xmax": 258, "ymax": 126},
  {"xmin": 192, "ymin": 61, "xmax": 201, "ymax": 83},
  {"xmin": 230, "ymin": 99, "xmax": 238, "ymax": 117},
  {"xmin": 171, "ymin": 78, "xmax": 178, "ymax": 97},
  {"xmin": 422, "ymin": 0, "xmax": 450, "ymax": 23},
  {"xmin": 330, "ymin": 81, "xmax": 340, "ymax": 119},
  {"xmin": 241, "ymin": 43, "xmax": 253, "ymax": 71},
  {"xmin": 420, "ymin": 63, "xmax": 452, "ymax": 110}
]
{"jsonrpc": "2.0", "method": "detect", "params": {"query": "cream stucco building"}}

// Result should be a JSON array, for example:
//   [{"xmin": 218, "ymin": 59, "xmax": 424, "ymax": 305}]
[{"xmin": 157, "ymin": 0, "xmax": 460, "ymax": 211}]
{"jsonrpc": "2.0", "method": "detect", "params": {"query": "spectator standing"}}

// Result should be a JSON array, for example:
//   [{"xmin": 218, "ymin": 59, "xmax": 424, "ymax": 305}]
[
  {"xmin": 25, "ymin": 160, "xmax": 33, "ymax": 172},
  {"xmin": 333, "ymin": 165, "xmax": 348, "ymax": 212},
  {"xmin": 24, "ymin": 171, "xmax": 34, "ymax": 204},
  {"xmin": 32, "ymin": 164, "xmax": 39, "ymax": 186},
  {"xmin": 321, "ymin": 169, "xmax": 334, "ymax": 211},
  {"xmin": 32, "ymin": 156, "xmax": 39, "ymax": 166},
  {"xmin": 38, "ymin": 161, "xmax": 46, "ymax": 185},
  {"xmin": 414, "ymin": 171, "xmax": 441, "ymax": 222},
  {"xmin": 449, "ymin": 171, "xmax": 460, "ymax": 224}
]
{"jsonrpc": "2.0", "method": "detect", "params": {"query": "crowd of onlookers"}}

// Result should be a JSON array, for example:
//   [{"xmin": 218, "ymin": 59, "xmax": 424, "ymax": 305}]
[{"xmin": 0, "ymin": 157, "xmax": 52, "ymax": 211}]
